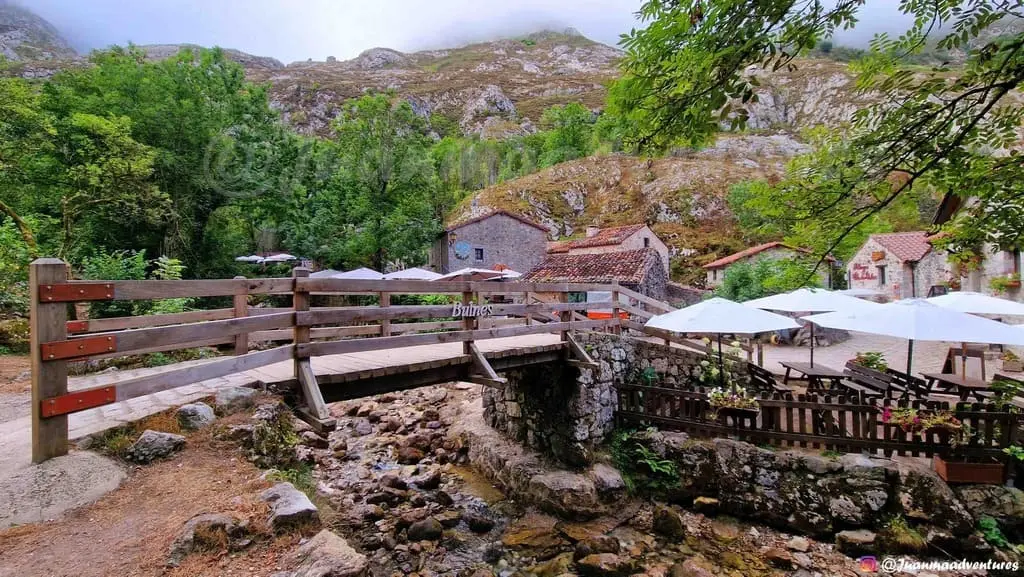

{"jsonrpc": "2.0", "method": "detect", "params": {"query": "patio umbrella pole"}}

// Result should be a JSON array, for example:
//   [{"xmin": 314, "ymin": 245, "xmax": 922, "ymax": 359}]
[
  {"xmin": 906, "ymin": 339, "xmax": 914, "ymax": 378},
  {"xmin": 810, "ymin": 322, "xmax": 815, "ymax": 368},
  {"xmin": 717, "ymin": 334, "xmax": 725, "ymax": 388}
]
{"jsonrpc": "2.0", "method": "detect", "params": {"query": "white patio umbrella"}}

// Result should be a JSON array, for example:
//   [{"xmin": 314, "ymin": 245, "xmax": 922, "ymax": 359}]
[
  {"xmin": 838, "ymin": 287, "xmax": 885, "ymax": 298},
  {"xmin": 335, "ymin": 267, "xmax": 385, "ymax": 280},
  {"xmin": 383, "ymin": 267, "xmax": 442, "ymax": 281},
  {"xmin": 927, "ymin": 291, "xmax": 1024, "ymax": 316},
  {"xmin": 647, "ymin": 297, "xmax": 801, "ymax": 385},
  {"xmin": 309, "ymin": 268, "xmax": 343, "ymax": 279},
  {"xmin": 234, "ymin": 255, "xmax": 264, "ymax": 263},
  {"xmin": 433, "ymin": 268, "xmax": 506, "ymax": 281},
  {"xmin": 262, "ymin": 253, "xmax": 297, "ymax": 263},
  {"xmin": 744, "ymin": 288, "xmax": 880, "ymax": 367},
  {"xmin": 804, "ymin": 299, "xmax": 1024, "ymax": 378},
  {"xmin": 926, "ymin": 291, "xmax": 1024, "ymax": 377}
]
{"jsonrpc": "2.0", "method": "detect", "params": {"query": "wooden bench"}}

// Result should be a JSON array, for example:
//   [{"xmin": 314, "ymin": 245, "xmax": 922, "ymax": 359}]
[
  {"xmin": 747, "ymin": 363, "xmax": 793, "ymax": 394},
  {"xmin": 841, "ymin": 361, "xmax": 901, "ymax": 400},
  {"xmin": 885, "ymin": 368, "xmax": 931, "ymax": 398}
]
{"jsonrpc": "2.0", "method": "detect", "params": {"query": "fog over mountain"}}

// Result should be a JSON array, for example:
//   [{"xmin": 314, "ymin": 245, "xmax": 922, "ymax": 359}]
[{"xmin": 18, "ymin": 0, "xmax": 912, "ymax": 63}]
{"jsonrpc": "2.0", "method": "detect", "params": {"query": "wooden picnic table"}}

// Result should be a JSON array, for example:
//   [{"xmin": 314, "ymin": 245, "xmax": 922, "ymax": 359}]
[
  {"xmin": 780, "ymin": 361, "xmax": 846, "ymax": 390},
  {"xmin": 920, "ymin": 372, "xmax": 990, "ymax": 402}
]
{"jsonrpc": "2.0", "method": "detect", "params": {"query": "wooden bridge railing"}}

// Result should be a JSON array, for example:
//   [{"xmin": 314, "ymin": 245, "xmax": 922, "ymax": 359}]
[{"xmin": 28, "ymin": 259, "xmax": 628, "ymax": 462}]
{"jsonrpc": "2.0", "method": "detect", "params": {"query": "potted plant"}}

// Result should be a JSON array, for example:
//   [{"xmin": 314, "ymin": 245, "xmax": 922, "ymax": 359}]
[
  {"xmin": 708, "ymin": 385, "xmax": 760, "ymax": 420},
  {"xmin": 851, "ymin": 351, "xmax": 888, "ymax": 372},
  {"xmin": 881, "ymin": 406, "xmax": 1002, "ymax": 482},
  {"xmin": 989, "ymin": 273, "xmax": 1021, "ymax": 294},
  {"xmin": 1002, "ymin": 351, "xmax": 1023, "ymax": 373}
]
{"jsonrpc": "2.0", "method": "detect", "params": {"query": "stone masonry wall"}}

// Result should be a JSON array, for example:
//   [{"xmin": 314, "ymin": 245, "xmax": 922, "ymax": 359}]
[{"xmin": 482, "ymin": 332, "xmax": 729, "ymax": 466}]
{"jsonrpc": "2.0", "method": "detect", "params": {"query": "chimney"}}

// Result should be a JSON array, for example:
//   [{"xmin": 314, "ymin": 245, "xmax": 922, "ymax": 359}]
[{"xmin": 585, "ymin": 226, "xmax": 601, "ymax": 238}]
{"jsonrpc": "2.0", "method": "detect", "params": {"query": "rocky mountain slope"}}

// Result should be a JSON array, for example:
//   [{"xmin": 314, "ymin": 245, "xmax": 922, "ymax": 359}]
[
  {"xmin": 245, "ymin": 29, "xmax": 620, "ymax": 137},
  {"xmin": 450, "ymin": 134, "xmax": 812, "ymax": 281},
  {"xmin": 0, "ymin": 2, "xmax": 75, "ymax": 62}
]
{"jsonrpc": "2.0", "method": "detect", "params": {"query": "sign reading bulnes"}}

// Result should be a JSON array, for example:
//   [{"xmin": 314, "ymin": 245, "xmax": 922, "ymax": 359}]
[{"xmin": 451, "ymin": 303, "xmax": 494, "ymax": 317}]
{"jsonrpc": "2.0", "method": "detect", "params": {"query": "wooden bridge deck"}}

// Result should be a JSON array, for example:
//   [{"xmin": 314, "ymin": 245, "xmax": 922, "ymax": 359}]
[{"xmin": 55, "ymin": 333, "xmax": 563, "ymax": 439}]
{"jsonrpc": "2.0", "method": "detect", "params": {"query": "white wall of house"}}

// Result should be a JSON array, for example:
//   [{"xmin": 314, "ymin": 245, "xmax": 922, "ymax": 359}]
[
  {"xmin": 847, "ymin": 238, "xmax": 950, "ymax": 299},
  {"xmin": 965, "ymin": 244, "xmax": 1023, "ymax": 302},
  {"xmin": 567, "ymin": 226, "xmax": 671, "ymax": 274},
  {"xmin": 705, "ymin": 247, "xmax": 818, "ymax": 288}
]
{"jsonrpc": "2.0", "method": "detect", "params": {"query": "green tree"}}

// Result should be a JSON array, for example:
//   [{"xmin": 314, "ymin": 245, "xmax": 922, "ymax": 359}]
[
  {"xmin": 332, "ymin": 93, "xmax": 438, "ymax": 270},
  {"xmin": 613, "ymin": 1, "xmax": 1024, "ymax": 261},
  {"xmin": 539, "ymin": 102, "xmax": 595, "ymax": 166},
  {"xmin": 715, "ymin": 258, "xmax": 820, "ymax": 302}
]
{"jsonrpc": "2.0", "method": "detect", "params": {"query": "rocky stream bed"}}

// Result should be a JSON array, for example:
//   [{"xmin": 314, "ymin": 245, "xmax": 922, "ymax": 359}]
[{"xmin": 261, "ymin": 382, "xmax": 1011, "ymax": 577}]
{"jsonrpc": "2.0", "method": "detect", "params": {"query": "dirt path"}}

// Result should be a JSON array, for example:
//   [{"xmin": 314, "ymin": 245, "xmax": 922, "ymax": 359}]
[{"xmin": 0, "ymin": 424, "xmax": 298, "ymax": 577}]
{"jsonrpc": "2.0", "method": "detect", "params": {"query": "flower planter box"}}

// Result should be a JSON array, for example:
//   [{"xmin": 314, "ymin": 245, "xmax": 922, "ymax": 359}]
[
  {"xmin": 1003, "ymin": 359, "xmax": 1024, "ymax": 373},
  {"xmin": 1006, "ymin": 280, "xmax": 1022, "ymax": 289},
  {"xmin": 933, "ymin": 455, "xmax": 1004, "ymax": 485}
]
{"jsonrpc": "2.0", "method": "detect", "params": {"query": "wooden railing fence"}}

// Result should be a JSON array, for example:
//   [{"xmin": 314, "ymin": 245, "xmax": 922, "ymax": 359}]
[
  {"xmin": 617, "ymin": 383, "xmax": 1021, "ymax": 459},
  {"xmin": 28, "ymin": 259, "xmax": 630, "ymax": 462}
]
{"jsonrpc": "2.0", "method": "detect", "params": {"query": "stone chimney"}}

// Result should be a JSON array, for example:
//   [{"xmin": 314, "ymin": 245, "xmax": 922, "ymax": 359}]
[{"xmin": 585, "ymin": 226, "xmax": 601, "ymax": 238}]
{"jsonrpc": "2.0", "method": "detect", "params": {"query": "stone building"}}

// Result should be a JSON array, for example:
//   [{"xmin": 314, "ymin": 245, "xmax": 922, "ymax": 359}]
[
  {"xmin": 933, "ymin": 193, "xmax": 1023, "ymax": 302},
  {"xmin": 523, "ymin": 248, "xmax": 668, "ymax": 301},
  {"xmin": 846, "ymin": 232, "xmax": 949, "ymax": 299},
  {"xmin": 702, "ymin": 242, "xmax": 831, "ymax": 288},
  {"xmin": 429, "ymin": 210, "xmax": 548, "ymax": 275},
  {"xmin": 547, "ymin": 224, "xmax": 670, "ymax": 275}
]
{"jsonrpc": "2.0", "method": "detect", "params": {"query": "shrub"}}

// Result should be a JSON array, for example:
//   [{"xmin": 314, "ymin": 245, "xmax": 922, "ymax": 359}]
[
  {"xmin": 0, "ymin": 317, "xmax": 29, "ymax": 353},
  {"xmin": 852, "ymin": 351, "xmax": 887, "ymax": 371},
  {"xmin": 610, "ymin": 428, "xmax": 679, "ymax": 495}
]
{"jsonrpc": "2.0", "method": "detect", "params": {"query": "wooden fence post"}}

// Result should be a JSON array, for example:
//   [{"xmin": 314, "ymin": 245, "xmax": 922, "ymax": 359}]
[
  {"xmin": 31, "ymin": 258, "xmax": 70, "ymax": 463},
  {"xmin": 233, "ymin": 275, "xmax": 248, "ymax": 355},
  {"xmin": 611, "ymin": 281, "xmax": 621, "ymax": 335},
  {"xmin": 292, "ymin": 267, "xmax": 311, "ymax": 371},
  {"xmin": 558, "ymin": 290, "xmax": 570, "ymax": 341},
  {"xmin": 380, "ymin": 291, "xmax": 391, "ymax": 337},
  {"xmin": 462, "ymin": 290, "xmax": 474, "ymax": 354}
]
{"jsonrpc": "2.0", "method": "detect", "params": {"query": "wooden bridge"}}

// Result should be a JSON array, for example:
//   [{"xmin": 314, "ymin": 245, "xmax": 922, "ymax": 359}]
[{"xmin": 27, "ymin": 259, "xmax": 676, "ymax": 462}]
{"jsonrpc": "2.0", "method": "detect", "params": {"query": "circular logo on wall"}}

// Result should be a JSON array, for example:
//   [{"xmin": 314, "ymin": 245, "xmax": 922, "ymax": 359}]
[{"xmin": 453, "ymin": 240, "xmax": 472, "ymax": 260}]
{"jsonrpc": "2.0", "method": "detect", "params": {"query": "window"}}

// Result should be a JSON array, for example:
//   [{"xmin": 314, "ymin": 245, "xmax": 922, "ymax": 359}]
[
  {"xmin": 877, "ymin": 265, "xmax": 886, "ymax": 286},
  {"xmin": 568, "ymin": 292, "xmax": 587, "ymax": 303},
  {"xmin": 712, "ymin": 269, "xmax": 718, "ymax": 281},
  {"xmin": 1014, "ymin": 248, "xmax": 1021, "ymax": 275},
  {"xmin": 474, "ymin": 248, "xmax": 484, "ymax": 261},
  {"xmin": 644, "ymin": 237, "xmax": 650, "ymax": 248}
]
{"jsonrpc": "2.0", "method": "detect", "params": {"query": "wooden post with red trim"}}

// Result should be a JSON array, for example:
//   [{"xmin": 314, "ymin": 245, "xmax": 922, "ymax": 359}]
[
  {"xmin": 31, "ymin": 258, "xmax": 70, "ymax": 463},
  {"xmin": 233, "ymin": 276, "xmax": 248, "ymax": 355}
]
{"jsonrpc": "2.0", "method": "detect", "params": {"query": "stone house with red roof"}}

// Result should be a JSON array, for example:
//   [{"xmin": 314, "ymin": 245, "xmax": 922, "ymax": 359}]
[
  {"xmin": 524, "ymin": 248, "xmax": 668, "ymax": 301},
  {"xmin": 429, "ymin": 210, "xmax": 549, "ymax": 274},
  {"xmin": 847, "ymin": 232, "xmax": 949, "ymax": 299},
  {"xmin": 546, "ymin": 224, "xmax": 670, "ymax": 275},
  {"xmin": 933, "ymin": 193, "xmax": 1022, "ymax": 301},
  {"xmin": 702, "ymin": 242, "xmax": 831, "ymax": 288}
]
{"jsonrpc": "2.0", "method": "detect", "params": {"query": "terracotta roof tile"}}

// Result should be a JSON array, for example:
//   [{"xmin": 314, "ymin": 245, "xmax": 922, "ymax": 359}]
[
  {"xmin": 445, "ymin": 209, "xmax": 548, "ymax": 233},
  {"xmin": 566, "ymin": 224, "xmax": 646, "ymax": 249},
  {"xmin": 524, "ymin": 248, "xmax": 660, "ymax": 284},
  {"xmin": 546, "ymin": 240, "xmax": 571, "ymax": 254},
  {"xmin": 870, "ymin": 231, "xmax": 933, "ymax": 262}
]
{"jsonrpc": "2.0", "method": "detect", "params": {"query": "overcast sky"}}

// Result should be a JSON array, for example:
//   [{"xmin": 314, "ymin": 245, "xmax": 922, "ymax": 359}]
[{"xmin": 20, "ymin": 0, "xmax": 913, "ymax": 64}]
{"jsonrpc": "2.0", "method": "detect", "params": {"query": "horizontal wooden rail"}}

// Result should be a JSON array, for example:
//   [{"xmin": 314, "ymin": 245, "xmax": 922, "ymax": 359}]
[
  {"xmin": 43, "ymin": 313, "xmax": 294, "ymax": 361},
  {"xmin": 298, "ymin": 319, "xmax": 611, "ymax": 358},
  {"xmin": 40, "ymin": 345, "xmax": 295, "ymax": 417},
  {"xmin": 296, "ymin": 278, "xmax": 624, "ymax": 295},
  {"xmin": 296, "ymin": 302, "xmax": 602, "ymax": 326},
  {"xmin": 617, "ymin": 285, "xmax": 676, "ymax": 314},
  {"xmin": 67, "ymin": 308, "xmax": 236, "ymax": 334},
  {"xmin": 49, "ymin": 278, "xmax": 294, "ymax": 301}
]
